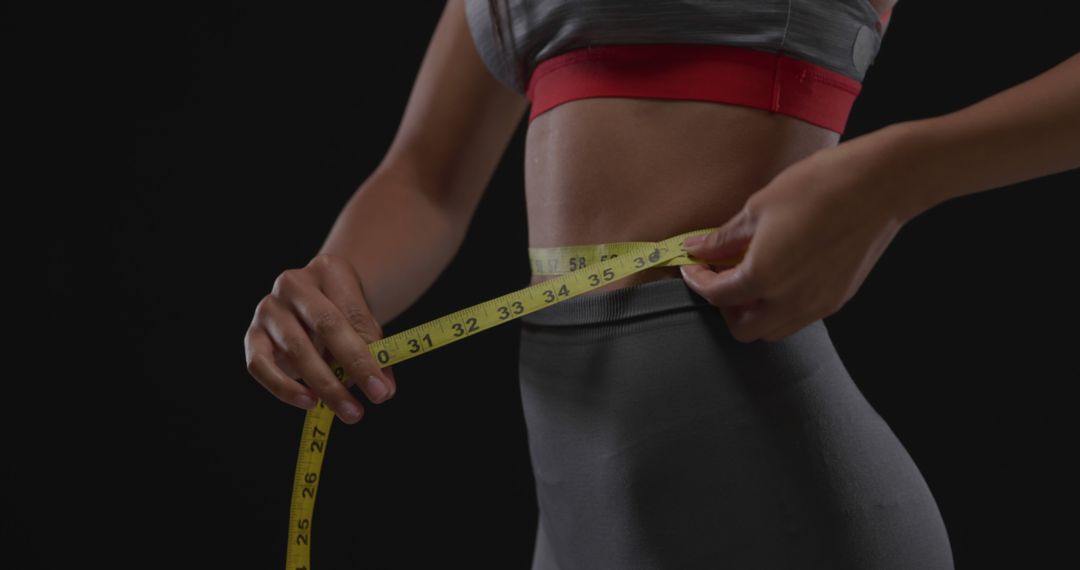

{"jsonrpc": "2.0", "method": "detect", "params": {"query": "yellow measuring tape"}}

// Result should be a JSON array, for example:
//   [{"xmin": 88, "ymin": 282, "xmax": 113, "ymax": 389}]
[{"xmin": 285, "ymin": 226, "xmax": 743, "ymax": 569}]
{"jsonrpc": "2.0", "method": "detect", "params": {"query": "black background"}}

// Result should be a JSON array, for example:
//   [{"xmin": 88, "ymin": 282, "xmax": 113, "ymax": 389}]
[{"xmin": 19, "ymin": 1, "xmax": 1079, "ymax": 568}]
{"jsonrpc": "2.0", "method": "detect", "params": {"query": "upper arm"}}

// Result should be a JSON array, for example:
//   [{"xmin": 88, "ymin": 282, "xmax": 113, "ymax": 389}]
[
  {"xmin": 380, "ymin": 0, "xmax": 529, "ymax": 225},
  {"xmin": 872, "ymin": 0, "xmax": 898, "ymax": 37}
]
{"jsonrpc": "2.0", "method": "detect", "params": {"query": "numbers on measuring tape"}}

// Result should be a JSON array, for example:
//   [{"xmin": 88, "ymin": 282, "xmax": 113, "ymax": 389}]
[
  {"xmin": 407, "ymin": 333, "xmax": 433, "ymax": 353},
  {"xmin": 451, "ymin": 317, "xmax": 480, "ymax": 337},
  {"xmin": 541, "ymin": 284, "xmax": 570, "ymax": 303},
  {"xmin": 286, "ymin": 230, "xmax": 718, "ymax": 570},
  {"xmin": 587, "ymin": 268, "xmax": 616, "ymax": 286},
  {"xmin": 631, "ymin": 248, "xmax": 664, "ymax": 268},
  {"xmin": 309, "ymin": 425, "xmax": 326, "ymax": 454},
  {"xmin": 496, "ymin": 300, "xmax": 525, "ymax": 320},
  {"xmin": 301, "ymin": 472, "xmax": 318, "ymax": 498}
]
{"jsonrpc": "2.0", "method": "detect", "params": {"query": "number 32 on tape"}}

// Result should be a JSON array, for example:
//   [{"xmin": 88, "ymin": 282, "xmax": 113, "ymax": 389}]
[{"xmin": 285, "ymin": 227, "xmax": 741, "ymax": 569}]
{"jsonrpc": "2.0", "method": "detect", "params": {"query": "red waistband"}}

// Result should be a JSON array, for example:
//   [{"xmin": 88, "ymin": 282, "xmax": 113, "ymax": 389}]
[{"xmin": 524, "ymin": 43, "xmax": 863, "ymax": 134}]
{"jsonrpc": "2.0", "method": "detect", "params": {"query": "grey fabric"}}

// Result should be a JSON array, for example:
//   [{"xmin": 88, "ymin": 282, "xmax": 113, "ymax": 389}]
[
  {"xmin": 518, "ymin": 277, "xmax": 954, "ymax": 569},
  {"xmin": 465, "ymin": 0, "xmax": 884, "ymax": 95}
]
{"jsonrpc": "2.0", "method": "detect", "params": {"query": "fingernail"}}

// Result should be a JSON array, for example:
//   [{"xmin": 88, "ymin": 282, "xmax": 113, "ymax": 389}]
[
  {"xmin": 683, "ymin": 235, "xmax": 705, "ymax": 249},
  {"xmin": 386, "ymin": 376, "xmax": 396, "ymax": 398},
  {"xmin": 340, "ymin": 402, "xmax": 362, "ymax": 423},
  {"xmin": 365, "ymin": 375, "xmax": 389, "ymax": 402},
  {"xmin": 297, "ymin": 395, "xmax": 316, "ymax": 410}
]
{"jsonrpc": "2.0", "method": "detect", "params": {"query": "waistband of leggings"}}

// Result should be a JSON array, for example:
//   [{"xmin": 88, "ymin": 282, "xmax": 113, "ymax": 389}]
[{"xmin": 519, "ymin": 276, "xmax": 713, "ymax": 327}]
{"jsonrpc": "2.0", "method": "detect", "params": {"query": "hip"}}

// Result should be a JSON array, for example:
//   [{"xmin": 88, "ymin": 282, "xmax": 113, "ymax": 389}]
[{"xmin": 517, "ymin": 277, "xmax": 953, "ymax": 569}]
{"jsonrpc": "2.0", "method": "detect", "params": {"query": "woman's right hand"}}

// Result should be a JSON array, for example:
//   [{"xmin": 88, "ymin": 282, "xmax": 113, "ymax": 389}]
[{"xmin": 244, "ymin": 253, "xmax": 397, "ymax": 424}]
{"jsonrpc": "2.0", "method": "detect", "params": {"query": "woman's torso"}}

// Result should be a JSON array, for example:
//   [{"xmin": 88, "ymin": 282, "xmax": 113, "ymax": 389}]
[
  {"xmin": 503, "ymin": 5, "xmax": 960, "ymax": 568},
  {"xmin": 521, "ymin": 0, "xmax": 896, "ymax": 292},
  {"xmin": 524, "ymin": 95, "xmax": 842, "ymax": 292}
]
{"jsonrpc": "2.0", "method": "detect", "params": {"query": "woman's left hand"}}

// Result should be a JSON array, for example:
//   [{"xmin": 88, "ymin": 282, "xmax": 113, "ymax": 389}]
[{"xmin": 679, "ymin": 141, "xmax": 909, "ymax": 343}]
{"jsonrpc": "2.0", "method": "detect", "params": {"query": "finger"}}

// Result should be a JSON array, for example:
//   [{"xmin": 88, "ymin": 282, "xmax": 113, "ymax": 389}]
[
  {"xmin": 245, "ymin": 325, "xmax": 319, "ymax": 410},
  {"xmin": 291, "ymin": 297, "xmax": 394, "ymax": 408},
  {"xmin": 716, "ymin": 299, "xmax": 758, "ymax": 334},
  {"xmin": 291, "ymin": 292, "xmax": 394, "ymax": 405},
  {"xmin": 318, "ymin": 258, "xmax": 396, "ymax": 398},
  {"xmin": 262, "ymin": 298, "xmax": 366, "ymax": 424},
  {"xmin": 758, "ymin": 286, "xmax": 837, "ymax": 342},
  {"xmin": 682, "ymin": 206, "xmax": 755, "ymax": 261},
  {"xmin": 760, "ymin": 314, "xmax": 814, "ymax": 343},
  {"xmin": 722, "ymin": 297, "xmax": 787, "ymax": 344},
  {"xmin": 680, "ymin": 262, "xmax": 761, "ymax": 309},
  {"xmin": 274, "ymin": 347, "xmax": 302, "ymax": 381}
]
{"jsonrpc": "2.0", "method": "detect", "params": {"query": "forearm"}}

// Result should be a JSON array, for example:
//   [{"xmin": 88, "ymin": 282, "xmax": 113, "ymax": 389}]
[
  {"xmin": 854, "ymin": 51, "xmax": 1080, "ymax": 223},
  {"xmin": 317, "ymin": 160, "xmax": 467, "ymax": 327}
]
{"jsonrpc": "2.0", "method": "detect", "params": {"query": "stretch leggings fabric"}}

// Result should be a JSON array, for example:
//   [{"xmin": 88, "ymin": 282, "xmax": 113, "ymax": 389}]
[{"xmin": 517, "ymin": 277, "xmax": 954, "ymax": 569}]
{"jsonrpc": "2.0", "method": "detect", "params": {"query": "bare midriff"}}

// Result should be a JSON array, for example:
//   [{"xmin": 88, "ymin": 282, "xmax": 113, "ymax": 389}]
[{"xmin": 524, "ymin": 96, "xmax": 842, "ymax": 295}]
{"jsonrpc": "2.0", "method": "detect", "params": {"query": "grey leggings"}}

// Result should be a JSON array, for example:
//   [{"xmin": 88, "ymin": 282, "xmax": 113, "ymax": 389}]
[{"xmin": 517, "ymin": 277, "xmax": 954, "ymax": 569}]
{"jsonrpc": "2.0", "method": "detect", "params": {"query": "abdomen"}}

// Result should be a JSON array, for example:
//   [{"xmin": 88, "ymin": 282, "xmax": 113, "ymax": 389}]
[{"xmin": 524, "ymin": 97, "xmax": 842, "ymax": 291}]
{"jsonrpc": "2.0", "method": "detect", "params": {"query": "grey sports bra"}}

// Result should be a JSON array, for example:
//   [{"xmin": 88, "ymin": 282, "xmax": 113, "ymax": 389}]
[{"xmin": 464, "ymin": 0, "xmax": 887, "ymax": 95}]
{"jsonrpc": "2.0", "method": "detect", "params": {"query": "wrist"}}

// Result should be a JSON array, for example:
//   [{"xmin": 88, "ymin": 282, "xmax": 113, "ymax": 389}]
[{"xmin": 836, "ymin": 118, "xmax": 949, "ymax": 226}]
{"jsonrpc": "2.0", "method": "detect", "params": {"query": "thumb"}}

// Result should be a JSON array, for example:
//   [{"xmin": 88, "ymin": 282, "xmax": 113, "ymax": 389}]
[
  {"xmin": 383, "ymin": 365, "xmax": 397, "ymax": 395},
  {"xmin": 682, "ymin": 206, "xmax": 755, "ymax": 264},
  {"xmin": 679, "ymin": 207, "xmax": 761, "ymax": 308}
]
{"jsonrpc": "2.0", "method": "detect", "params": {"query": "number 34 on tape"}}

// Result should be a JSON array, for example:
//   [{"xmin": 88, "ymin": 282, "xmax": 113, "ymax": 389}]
[{"xmin": 285, "ymin": 227, "xmax": 741, "ymax": 569}]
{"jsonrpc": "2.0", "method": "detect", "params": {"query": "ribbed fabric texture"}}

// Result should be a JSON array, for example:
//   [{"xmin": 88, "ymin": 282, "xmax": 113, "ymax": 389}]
[
  {"xmin": 520, "ymin": 276, "xmax": 711, "ymax": 328},
  {"xmin": 517, "ymin": 277, "xmax": 956, "ymax": 569},
  {"xmin": 464, "ymin": 0, "xmax": 885, "ymax": 96},
  {"xmin": 522, "ymin": 42, "xmax": 863, "ymax": 132}
]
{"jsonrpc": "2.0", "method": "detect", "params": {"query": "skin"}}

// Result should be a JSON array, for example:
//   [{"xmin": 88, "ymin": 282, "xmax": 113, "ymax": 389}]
[
  {"xmin": 678, "ymin": 45, "xmax": 1080, "ymax": 342},
  {"xmin": 526, "ymin": 1, "xmax": 897, "ymax": 302},
  {"xmin": 244, "ymin": 0, "xmax": 896, "ymax": 422},
  {"xmin": 245, "ymin": 0, "xmax": 1080, "ymax": 423},
  {"xmin": 523, "ymin": 92, "xmax": 842, "ymax": 293}
]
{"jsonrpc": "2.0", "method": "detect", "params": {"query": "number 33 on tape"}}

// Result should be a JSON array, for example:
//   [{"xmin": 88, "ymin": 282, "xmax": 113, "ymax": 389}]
[{"xmin": 285, "ymin": 227, "xmax": 740, "ymax": 569}]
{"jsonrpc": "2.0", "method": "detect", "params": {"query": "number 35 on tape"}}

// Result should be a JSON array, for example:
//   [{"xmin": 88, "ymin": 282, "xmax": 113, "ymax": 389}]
[{"xmin": 285, "ymin": 227, "xmax": 741, "ymax": 569}]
